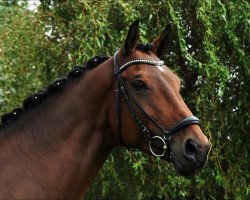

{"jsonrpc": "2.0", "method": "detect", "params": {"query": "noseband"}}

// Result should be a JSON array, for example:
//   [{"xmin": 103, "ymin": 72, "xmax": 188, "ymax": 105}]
[{"xmin": 114, "ymin": 51, "xmax": 200, "ymax": 160}]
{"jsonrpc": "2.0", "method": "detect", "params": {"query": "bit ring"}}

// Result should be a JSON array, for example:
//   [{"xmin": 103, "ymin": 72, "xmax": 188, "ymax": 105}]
[{"xmin": 149, "ymin": 136, "xmax": 167, "ymax": 157}]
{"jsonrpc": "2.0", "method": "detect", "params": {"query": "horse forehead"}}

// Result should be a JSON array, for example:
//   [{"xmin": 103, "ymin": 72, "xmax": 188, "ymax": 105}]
[
  {"xmin": 156, "ymin": 65, "xmax": 166, "ymax": 73},
  {"xmin": 126, "ymin": 51, "xmax": 180, "ymax": 84},
  {"xmin": 155, "ymin": 65, "xmax": 181, "ymax": 87},
  {"xmin": 151, "ymin": 64, "xmax": 179, "ymax": 79},
  {"xmin": 133, "ymin": 50, "xmax": 159, "ymax": 60}
]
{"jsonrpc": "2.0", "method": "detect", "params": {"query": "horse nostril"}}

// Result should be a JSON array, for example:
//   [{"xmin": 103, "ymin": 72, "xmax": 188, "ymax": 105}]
[{"xmin": 184, "ymin": 139, "xmax": 198, "ymax": 161}]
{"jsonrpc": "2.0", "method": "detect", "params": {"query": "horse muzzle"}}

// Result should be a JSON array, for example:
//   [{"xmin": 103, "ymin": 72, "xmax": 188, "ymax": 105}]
[{"xmin": 170, "ymin": 139, "xmax": 210, "ymax": 176}]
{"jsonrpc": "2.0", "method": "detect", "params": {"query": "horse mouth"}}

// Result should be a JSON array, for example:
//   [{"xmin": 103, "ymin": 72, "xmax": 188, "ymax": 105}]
[{"xmin": 170, "ymin": 153, "xmax": 196, "ymax": 176}]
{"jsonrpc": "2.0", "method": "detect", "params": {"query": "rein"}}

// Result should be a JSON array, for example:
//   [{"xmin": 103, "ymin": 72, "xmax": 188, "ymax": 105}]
[{"xmin": 113, "ymin": 51, "xmax": 200, "ymax": 160}]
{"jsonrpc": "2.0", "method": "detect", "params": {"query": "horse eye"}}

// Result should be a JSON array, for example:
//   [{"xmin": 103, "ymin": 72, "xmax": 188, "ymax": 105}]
[{"xmin": 132, "ymin": 80, "xmax": 147, "ymax": 91}]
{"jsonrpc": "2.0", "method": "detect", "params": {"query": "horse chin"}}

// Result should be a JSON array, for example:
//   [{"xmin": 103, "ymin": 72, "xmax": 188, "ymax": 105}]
[{"xmin": 169, "ymin": 152, "xmax": 196, "ymax": 177}]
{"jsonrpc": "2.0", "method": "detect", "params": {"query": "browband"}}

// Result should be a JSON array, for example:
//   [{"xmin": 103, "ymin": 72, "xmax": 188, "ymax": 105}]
[{"xmin": 114, "ymin": 52, "xmax": 164, "ymax": 76}]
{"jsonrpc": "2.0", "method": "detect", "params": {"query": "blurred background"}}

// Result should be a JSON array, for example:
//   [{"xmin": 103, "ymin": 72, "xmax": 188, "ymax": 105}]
[{"xmin": 0, "ymin": 0, "xmax": 249, "ymax": 199}]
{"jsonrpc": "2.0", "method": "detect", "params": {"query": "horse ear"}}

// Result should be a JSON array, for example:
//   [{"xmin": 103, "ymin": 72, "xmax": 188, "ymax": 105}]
[
  {"xmin": 152, "ymin": 24, "xmax": 172, "ymax": 58},
  {"xmin": 122, "ymin": 19, "xmax": 140, "ymax": 56}
]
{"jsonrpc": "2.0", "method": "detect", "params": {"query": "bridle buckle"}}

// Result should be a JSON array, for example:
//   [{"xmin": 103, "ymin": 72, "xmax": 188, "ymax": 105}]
[{"xmin": 163, "ymin": 131, "xmax": 171, "ymax": 141}]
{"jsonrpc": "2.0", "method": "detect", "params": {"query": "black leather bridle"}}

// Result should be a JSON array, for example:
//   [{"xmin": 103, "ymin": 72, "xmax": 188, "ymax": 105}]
[{"xmin": 113, "ymin": 51, "xmax": 200, "ymax": 159}]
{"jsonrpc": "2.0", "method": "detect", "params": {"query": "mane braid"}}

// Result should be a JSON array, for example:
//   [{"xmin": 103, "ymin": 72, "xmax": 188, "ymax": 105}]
[{"xmin": 0, "ymin": 55, "xmax": 110, "ymax": 130}]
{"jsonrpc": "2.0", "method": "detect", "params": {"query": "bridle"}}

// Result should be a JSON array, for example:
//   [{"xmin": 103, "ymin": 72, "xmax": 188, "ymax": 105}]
[{"xmin": 113, "ymin": 50, "xmax": 200, "ymax": 160}]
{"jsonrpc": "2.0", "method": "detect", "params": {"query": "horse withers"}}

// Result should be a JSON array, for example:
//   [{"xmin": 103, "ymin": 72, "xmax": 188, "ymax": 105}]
[{"xmin": 0, "ymin": 20, "xmax": 209, "ymax": 199}]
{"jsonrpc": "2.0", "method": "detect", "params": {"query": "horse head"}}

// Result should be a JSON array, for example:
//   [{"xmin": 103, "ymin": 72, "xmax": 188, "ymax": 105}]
[{"xmin": 111, "ymin": 20, "xmax": 210, "ymax": 176}]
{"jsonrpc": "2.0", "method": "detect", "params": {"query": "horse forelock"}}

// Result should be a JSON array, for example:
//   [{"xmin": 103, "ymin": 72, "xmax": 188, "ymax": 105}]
[
  {"xmin": 0, "ymin": 55, "xmax": 110, "ymax": 130},
  {"xmin": 136, "ymin": 43, "xmax": 154, "ymax": 53}
]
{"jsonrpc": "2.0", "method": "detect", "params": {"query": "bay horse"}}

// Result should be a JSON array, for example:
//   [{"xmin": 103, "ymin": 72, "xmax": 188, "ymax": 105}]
[{"xmin": 0, "ymin": 20, "xmax": 209, "ymax": 199}]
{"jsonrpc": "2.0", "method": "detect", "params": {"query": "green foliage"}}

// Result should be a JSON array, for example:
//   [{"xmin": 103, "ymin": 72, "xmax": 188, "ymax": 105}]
[{"xmin": 0, "ymin": 0, "xmax": 249, "ymax": 199}]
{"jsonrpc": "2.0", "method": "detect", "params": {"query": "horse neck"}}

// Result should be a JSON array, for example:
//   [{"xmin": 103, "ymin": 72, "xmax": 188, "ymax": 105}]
[{"xmin": 0, "ymin": 58, "xmax": 117, "ymax": 198}]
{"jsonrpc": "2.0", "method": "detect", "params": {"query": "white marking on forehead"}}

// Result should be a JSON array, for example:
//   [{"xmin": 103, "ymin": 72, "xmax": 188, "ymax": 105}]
[{"xmin": 156, "ymin": 65, "xmax": 166, "ymax": 72}]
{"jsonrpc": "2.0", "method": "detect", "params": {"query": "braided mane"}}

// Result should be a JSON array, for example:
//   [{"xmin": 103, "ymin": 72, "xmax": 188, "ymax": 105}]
[{"xmin": 0, "ymin": 56, "xmax": 110, "ymax": 130}]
